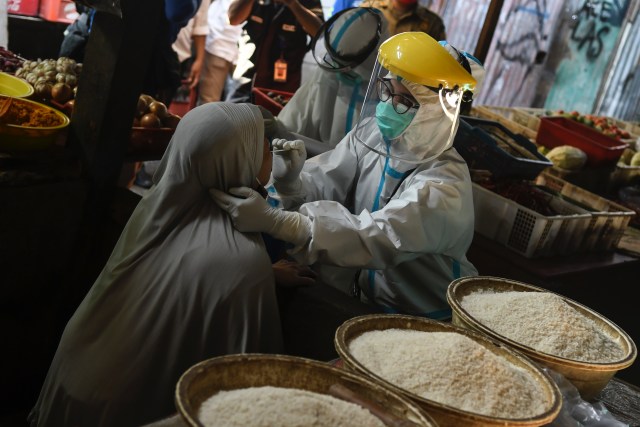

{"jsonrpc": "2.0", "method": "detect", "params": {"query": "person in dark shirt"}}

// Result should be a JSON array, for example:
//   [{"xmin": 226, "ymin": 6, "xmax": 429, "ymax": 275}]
[
  {"xmin": 227, "ymin": 0, "xmax": 324, "ymax": 100},
  {"xmin": 360, "ymin": 0, "xmax": 445, "ymax": 39}
]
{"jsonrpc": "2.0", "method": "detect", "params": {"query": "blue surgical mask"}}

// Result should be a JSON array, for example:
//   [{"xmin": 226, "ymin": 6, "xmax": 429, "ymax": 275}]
[{"xmin": 375, "ymin": 100, "xmax": 416, "ymax": 140}]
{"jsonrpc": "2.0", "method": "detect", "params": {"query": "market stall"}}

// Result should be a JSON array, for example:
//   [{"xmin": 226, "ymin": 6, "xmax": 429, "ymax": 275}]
[
  {"xmin": 140, "ymin": 291, "xmax": 640, "ymax": 426},
  {"xmin": 1, "ymin": 2, "xmax": 184, "ymax": 421},
  {"xmin": 3, "ymin": 26, "xmax": 640, "ymax": 426}
]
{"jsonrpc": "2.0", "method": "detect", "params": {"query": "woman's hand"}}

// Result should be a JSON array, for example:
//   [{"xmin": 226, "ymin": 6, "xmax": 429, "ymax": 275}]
[{"xmin": 273, "ymin": 259, "xmax": 316, "ymax": 288}]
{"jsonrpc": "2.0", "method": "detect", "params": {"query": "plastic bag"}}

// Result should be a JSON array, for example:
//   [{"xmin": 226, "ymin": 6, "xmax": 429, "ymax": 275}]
[{"xmin": 545, "ymin": 368, "xmax": 628, "ymax": 427}]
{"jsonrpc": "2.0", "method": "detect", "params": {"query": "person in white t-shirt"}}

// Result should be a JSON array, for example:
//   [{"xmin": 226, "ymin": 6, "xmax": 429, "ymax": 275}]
[
  {"xmin": 198, "ymin": 0, "xmax": 244, "ymax": 104},
  {"xmin": 172, "ymin": 0, "xmax": 212, "ymax": 92}
]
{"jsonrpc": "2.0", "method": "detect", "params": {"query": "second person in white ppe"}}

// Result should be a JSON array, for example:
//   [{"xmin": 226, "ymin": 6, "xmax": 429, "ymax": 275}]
[
  {"xmin": 275, "ymin": 7, "xmax": 389, "ymax": 154},
  {"xmin": 212, "ymin": 33, "xmax": 483, "ymax": 319}
]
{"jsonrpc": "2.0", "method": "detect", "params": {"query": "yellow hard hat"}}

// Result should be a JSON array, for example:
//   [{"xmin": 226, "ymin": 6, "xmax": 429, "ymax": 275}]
[{"xmin": 378, "ymin": 32, "xmax": 477, "ymax": 90}]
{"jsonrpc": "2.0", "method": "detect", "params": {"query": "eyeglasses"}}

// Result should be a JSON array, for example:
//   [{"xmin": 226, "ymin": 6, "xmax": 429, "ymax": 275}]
[{"xmin": 376, "ymin": 78, "xmax": 420, "ymax": 114}]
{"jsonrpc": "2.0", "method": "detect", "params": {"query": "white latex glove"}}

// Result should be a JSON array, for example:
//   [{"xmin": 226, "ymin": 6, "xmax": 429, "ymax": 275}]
[
  {"xmin": 271, "ymin": 138, "xmax": 306, "ymax": 195},
  {"xmin": 210, "ymin": 186, "xmax": 311, "ymax": 247}
]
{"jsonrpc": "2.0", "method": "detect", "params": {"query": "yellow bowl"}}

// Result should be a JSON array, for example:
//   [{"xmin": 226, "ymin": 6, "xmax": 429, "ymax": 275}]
[
  {"xmin": 334, "ymin": 314, "xmax": 562, "ymax": 427},
  {"xmin": 446, "ymin": 276, "xmax": 637, "ymax": 401},
  {"xmin": 0, "ymin": 72, "xmax": 34, "ymax": 98},
  {"xmin": 0, "ymin": 95, "xmax": 70, "ymax": 152},
  {"xmin": 176, "ymin": 353, "xmax": 437, "ymax": 427}
]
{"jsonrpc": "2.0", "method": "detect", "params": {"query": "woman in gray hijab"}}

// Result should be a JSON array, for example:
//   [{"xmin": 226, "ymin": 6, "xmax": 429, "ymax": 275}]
[{"xmin": 29, "ymin": 103, "xmax": 285, "ymax": 427}]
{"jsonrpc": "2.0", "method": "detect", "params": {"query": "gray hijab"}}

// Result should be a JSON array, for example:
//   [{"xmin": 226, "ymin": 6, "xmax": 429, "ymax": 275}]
[{"xmin": 30, "ymin": 102, "xmax": 282, "ymax": 426}]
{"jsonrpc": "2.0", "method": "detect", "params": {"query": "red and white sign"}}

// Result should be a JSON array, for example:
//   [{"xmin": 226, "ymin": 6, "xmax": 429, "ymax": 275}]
[
  {"xmin": 7, "ymin": 0, "xmax": 41, "ymax": 17},
  {"xmin": 39, "ymin": 0, "xmax": 79, "ymax": 24}
]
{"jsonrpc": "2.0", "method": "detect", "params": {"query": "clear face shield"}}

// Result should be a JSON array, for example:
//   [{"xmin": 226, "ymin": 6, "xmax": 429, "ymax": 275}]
[
  {"xmin": 353, "ymin": 34, "xmax": 477, "ymax": 164},
  {"xmin": 310, "ymin": 7, "xmax": 383, "ymax": 77},
  {"xmin": 354, "ymin": 62, "xmax": 468, "ymax": 164}
]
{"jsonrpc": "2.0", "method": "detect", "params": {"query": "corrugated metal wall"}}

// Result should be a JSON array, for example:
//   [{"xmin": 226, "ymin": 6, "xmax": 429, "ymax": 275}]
[
  {"xmin": 317, "ymin": 0, "xmax": 638, "ymax": 122},
  {"xmin": 543, "ymin": 0, "xmax": 631, "ymax": 116},
  {"xmin": 429, "ymin": 0, "xmax": 490, "ymax": 54},
  {"xmin": 421, "ymin": 0, "xmax": 638, "ymax": 122},
  {"xmin": 472, "ymin": 0, "xmax": 566, "ymax": 108},
  {"xmin": 595, "ymin": 2, "xmax": 640, "ymax": 122}
]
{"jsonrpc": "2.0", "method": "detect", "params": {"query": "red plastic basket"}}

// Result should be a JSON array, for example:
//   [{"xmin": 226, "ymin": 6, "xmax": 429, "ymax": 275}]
[
  {"xmin": 536, "ymin": 117, "xmax": 628, "ymax": 167},
  {"xmin": 252, "ymin": 87, "xmax": 293, "ymax": 116}
]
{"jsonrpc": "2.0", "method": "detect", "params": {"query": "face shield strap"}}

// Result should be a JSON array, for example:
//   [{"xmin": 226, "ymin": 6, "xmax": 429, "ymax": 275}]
[
  {"xmin": 438, "ymin": 86, "xmax": 463, "ymax": 121},
  {"xmin": 423, "ymin": 86, "xmax": 462, "ymax": 163}
]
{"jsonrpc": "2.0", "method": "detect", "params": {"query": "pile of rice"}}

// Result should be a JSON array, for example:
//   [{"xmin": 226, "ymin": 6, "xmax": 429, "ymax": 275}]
[
  {"xmin": 460, "ymin": 291, "xmax": 625, "ymax": 362},
  {"xmin": 197, "ymin": 385, "xmax": 386, "ymax": 427},
  {"xmin": 348, "ymin": 329, "xmax": 549, "ymax": 418}
]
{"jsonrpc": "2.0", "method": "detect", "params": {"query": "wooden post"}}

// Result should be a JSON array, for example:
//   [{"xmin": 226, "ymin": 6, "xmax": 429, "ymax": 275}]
[{"xmin": 473, "ymin": 0, "xmax": 504, "ymax": 63}]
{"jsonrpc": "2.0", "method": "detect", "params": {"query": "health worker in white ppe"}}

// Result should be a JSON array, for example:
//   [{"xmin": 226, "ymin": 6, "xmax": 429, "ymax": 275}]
[
  {"xmin": 276, "ymin": 7, "xmax": 389, "ymax": 154},
  {"xmin": 212, "ymin": 33, "xmax": 483, "ymax": 319}
]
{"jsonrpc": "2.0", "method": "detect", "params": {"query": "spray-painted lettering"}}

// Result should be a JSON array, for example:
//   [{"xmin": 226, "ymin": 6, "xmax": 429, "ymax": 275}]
[
  {"xmin": 570, "ymin": 0, "xmax": 624, "ymax": 60},
  {"xmin": 496, "ymin": 0, "xmax": 547, "ymax": 66}
]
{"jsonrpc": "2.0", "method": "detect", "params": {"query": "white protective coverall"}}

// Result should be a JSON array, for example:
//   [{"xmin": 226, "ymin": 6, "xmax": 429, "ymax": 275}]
[
  {"xmin": 276, "ymin": 44, "xmax": 483, "ymax": 318},
  {"xmin": 212, "ymin": 39, "xmax": 482, "ymax": 319},
  {"xmin": 28, "ymin": 103, "xmax": 283, "ymax": 427},
  {"xmin": 281, "ymin": 120, "xmax": 478, "ymax": 319},
  {"xmin": 277, "ymin": 8, "xmax": 389, "ymax": 149}
]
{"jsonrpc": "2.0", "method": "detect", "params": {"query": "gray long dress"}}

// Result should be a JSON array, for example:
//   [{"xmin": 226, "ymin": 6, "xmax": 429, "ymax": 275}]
[{"xmin": 29, "ymin": 102, "xmax": 283, "ymax": 427}]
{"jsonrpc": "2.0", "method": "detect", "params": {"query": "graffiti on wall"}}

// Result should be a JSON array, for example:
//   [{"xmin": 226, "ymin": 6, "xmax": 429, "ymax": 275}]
[
  {"xmin": 544, "ymin": 0, "xmax": 629, "ymax": 113},
  {"xmin": 570, "ymin": 0, "xmax": 627, "ymax": 61},
  {"xmin": 478, "ymin": 0, "xmax": 559, "ymax": 106},
  {"xmin": 496, "ymin": 1, "xmax": 548, "ymax": 66}
]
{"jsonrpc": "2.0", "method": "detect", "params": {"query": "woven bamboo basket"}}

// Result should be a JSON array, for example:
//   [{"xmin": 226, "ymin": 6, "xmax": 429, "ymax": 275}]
[
  {"xmin": 175, "ymin": 353, "xmax": 438, "ymax": 427},
  {"xmin": 335, "ymin": 314, "xmax": 562, "ymax": 427},
  {"xmin": 447, "ymin": 276, "xmax": 637, "ymax": 401}
]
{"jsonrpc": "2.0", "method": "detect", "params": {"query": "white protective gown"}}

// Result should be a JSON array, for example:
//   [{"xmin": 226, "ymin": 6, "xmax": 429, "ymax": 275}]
[
  {"xmin": 277, "ymin": 14, "xmax": 389, "ymax": 149},
  {"xmin": 279, "ymin": 118, "xmax": 478, "ymax": 319},
  {"xmin": 277, "ymin": 68, "xmax": 367, "ymax": 148},
  {"xmin": 29, "ymin": 103, "xmax": 283, "ymax": 427}
]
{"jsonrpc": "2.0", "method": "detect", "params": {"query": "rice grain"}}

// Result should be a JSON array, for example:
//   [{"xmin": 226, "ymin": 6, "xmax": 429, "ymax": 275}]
[
  {"xmin": 348, "ymin": 330, "xmax": 548, "ymax": 418},
  {"xmin": 197, "ymin": 385, "xmax": 386, "ymax": 427},
  {"xmin": 460, "ymin": 291, "xmax": 624, "ymax": 363}
]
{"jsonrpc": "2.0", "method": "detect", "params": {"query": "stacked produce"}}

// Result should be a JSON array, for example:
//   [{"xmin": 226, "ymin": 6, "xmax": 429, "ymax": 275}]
[
  {"xmin": 614, "ymin": 148, "xmax": 640, "ymax": 227},
  {"xmin": 14, "ymin": 57, "xmax": 81, "ymax": 108},
  {"xmin": 542, "ymin": 145, "xmax": 588, "ymax": 171},
  {"xmin": 619, "ymin": 148, "xmax": 640, "ymax": 167},
  {"xmin": 133, "ymin": 94, "xmax": 180, "ymax": 129},
  {"xmin": 128, "ymin": 94, "xmax": 181, "ymax": 159},
  {"xmin": 545, "ymin": 110, "xmax": 632, "ymax": 141}
]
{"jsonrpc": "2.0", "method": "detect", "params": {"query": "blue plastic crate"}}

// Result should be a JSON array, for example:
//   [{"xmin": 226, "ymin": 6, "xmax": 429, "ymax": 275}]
[{"xmin": 454, "ymin": 116, "xmax": 552, "ymax": 180}]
